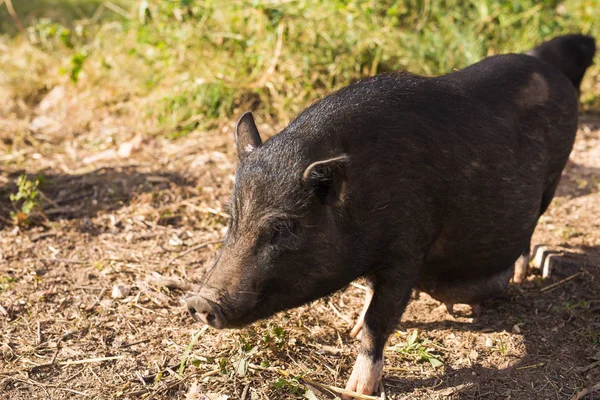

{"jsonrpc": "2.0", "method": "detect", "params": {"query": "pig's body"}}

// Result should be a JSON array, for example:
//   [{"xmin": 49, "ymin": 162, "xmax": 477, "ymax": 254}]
[{"xmin": 187, "ymin": 53, "xmax": 578, "ymax": 396}]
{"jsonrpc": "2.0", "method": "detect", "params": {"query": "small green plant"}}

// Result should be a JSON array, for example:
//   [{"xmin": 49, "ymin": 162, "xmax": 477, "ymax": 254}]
[
  {"xmin": 0, "ymin": 275, "xmax": 17, "ymax": 293},
  {"xmin": 29, "ymin": 19, "xmax": 74, "ymax": 49},
  {"xmin": 218, "ymin": 357, "xmax": 228, "ymax": 374},
  {"xmin": 68, "ymin": 51, "xmax": 89, "ymax": 83},
  {"xmin": 390, "ymin": 329, "xmax": 444, "ymax": 368},
  {"xmin": 177, "ymin": 328, "xmax": 203, "ymax": 375},
  {"xmin": 273, "ymin": 376, "xmax": 304, "ymax": 395},
  {"xmin": 232, "ymin": 341, "xmax": 258, "ymax": 377},
  {"xmin": 494, "ymin": 338, "xmax": 508, "ymax": 356},
  {"xmin": 578, "ymin": 330, "xmax": 600, "ymax": 345},
  {"xmin": 10, "ymin": 175, "xmax": 43, "ymax": 226},
  {"xmin": 263, "ymin": 324, "xmax": 287, "ymax": 348}
]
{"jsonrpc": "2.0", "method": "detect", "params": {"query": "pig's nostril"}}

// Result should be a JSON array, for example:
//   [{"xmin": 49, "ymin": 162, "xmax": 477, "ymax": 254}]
[
  {"xmin": 188, "ymin": 306, "xmax": 197, "ymax": 316},
  {"xmin": 206, "ymin": 312, "xmax": 216, "ymax": 324}
]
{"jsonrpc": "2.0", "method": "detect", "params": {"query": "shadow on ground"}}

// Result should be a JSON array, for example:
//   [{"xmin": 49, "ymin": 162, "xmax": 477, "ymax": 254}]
[
  {"xmin": 0, "ymin": 166, "xmax": 197, "ymax": 230},
  {"xmin": 377, "ymin": 245, "xmax": 600, "ymax": 399}
]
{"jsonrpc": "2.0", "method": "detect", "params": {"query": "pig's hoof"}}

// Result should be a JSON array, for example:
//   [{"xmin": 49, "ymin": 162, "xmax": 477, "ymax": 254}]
[
  {"xmin": 343, "ymin": 354, "xmax": 383, "ymax": 399},
  {"xmin": 513, "ymin": 253, "xmax": 530, "ymax": 284}
]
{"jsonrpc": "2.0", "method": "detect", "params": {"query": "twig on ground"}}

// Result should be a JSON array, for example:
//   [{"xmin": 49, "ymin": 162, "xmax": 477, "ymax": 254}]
[
  {"xmin": 50, "ymin": 386, "xmax": 90, "ymax": 396},
  {"xmin": 58, "ymin": 355, "xmax": 125, "ymax": 367},
  {"xmin": 108, "ymin": 257, "xmax": 162, "ymax": 265},
  {"xmin": 386, "ymin": 367, "xmax": 412, "ymax": 372},
  {"xmin": 569, "ymin": 382, "xmax": 600, "ymax": 400},
  {"xmin": 240, "ymin": 383, "xmax": 250, "ymax": 400},
  {"xmin": 36, "ymin": 321, "xmax": 42, "ymax": 345},
  {"xmin": 540, "ymin": 272, "xmax": 583, "ymax": 292},
  {"xmin": 89, "ymin": 367, "xmax": 119, "ymax": 388},
  {"xmin": 49, "ymin": 347, "xmax": 60, "ymax": 365},
  {"xmin": 38, "ymin": 191, "xmax": 60, "ymax": 208},
  {"xmin": 516, "ymin": 362, "xmax": 545, "ymax": 370},
  {"xmin": 86, "ymin": 287, "xmax": 107, "ymax": 312},
  {"xmin": 577, "ymin": 360, "xmax": 600, "ymax": 374},
  {"xmin": 166, "ymin": 239, "xmax": 223, "ymax": 266},
  {"xmin": 37, "ymin": 258, "xmax": 86, "ymax": 265},
  {"xmin": 119, "ymin": 339, "xmax": 151, "ymax": 349},
  {"xmin": 328, "ymin": 301, "xmax": 353, "ymax": 325},
  {"xmin": 351, "ymin": 282, "xmax": 368, "ymax": 291},
  {"xmin": 59, "ymin": 367, "xmax": 86, "ymax": 384}
]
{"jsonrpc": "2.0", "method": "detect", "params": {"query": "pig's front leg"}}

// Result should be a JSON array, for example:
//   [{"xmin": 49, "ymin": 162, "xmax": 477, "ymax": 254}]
[{"xmin": 344, "ymin": 266, "xmax": 418, "ymax": 397}]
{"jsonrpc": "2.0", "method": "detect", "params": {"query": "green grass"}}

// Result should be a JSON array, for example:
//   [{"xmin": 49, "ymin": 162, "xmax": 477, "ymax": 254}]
[
  {"xmin": 1, "ymin": 0, "xmax": 599, "ymax": 137},
  {"xmin": 390, "ymin": 329, "xmax": 444, "ymax": 368},
  {"xmin": 0, "ymin": 0, "xmax": 131, "ymax": 33},
  {"xmin": 9, "ymin": 175, "xmax": 43, "ymax": 226}
]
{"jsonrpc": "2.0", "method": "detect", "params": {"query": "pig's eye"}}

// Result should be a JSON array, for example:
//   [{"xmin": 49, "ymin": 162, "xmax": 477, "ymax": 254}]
[{"xmin": 270, "ymin": 219, "xmax": 297, "ymax": 245}]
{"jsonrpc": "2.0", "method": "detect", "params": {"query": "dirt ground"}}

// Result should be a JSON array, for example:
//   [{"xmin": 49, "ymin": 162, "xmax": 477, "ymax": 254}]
[{"xmin": 1, "ymin": 85, "xmax": 599, "ymax": 400}]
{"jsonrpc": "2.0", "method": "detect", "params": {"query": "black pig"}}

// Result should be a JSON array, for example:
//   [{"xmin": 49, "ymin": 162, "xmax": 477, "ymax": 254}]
[
  {"xmin": 525, "ymin": 33, "xmax": 596, "ymax": 96},
  {"xmin": 186, "ymin": 53, "xmax": 578, "ymax": 396}
]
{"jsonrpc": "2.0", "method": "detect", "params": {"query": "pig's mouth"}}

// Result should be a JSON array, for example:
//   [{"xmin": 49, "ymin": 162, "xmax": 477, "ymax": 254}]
[{"xmin": 186, "ymin": 295, "xmax": 228, "ymax": 329}]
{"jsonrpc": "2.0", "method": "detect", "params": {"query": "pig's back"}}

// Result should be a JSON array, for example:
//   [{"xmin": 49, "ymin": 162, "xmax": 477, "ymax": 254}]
[
  {"xmin": 417, "ymin": 54, "xmax": 578, "ymax": 278},
  {"xmin": 337, "ymin": 54, "xmax": 578, "ymax": 278}
]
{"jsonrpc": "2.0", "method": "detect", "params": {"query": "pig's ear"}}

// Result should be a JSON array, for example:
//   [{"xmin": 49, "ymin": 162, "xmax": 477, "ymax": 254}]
[
  {"xmin": 303, "ymin": 155, "xmax": 349, "ymax": 205},
  {"xmin": 235, "ymin": 112, "xmax": 262, "ymax": 159}
]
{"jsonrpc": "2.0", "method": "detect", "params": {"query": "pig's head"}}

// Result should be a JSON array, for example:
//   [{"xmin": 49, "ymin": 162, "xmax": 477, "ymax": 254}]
[{"xmin": 186, "ymin": 112, "xmax": 360, "ymax": 329}]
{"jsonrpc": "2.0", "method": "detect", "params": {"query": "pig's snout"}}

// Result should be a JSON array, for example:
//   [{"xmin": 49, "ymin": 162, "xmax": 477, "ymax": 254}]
[{"xmin": 186, "ymin": 296, "xmax": 227, "ymax": 329}]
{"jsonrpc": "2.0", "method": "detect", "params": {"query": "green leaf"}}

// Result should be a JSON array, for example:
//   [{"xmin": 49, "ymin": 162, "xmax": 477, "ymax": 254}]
[
  {"xmin": 428, "ymin": 357, "xmax": 443, "ymax": 368},
  {"xmin": 273, "ymin": 378, "xmax": 289, "ymax": 389},
  {"xmin": 407, "ymin": 329, "xmax": 418, "ymax": 347}
]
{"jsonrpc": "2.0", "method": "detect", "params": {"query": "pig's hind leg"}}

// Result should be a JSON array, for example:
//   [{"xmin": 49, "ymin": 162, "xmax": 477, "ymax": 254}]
[
  {"xmin": 513, "ymin": 243, "xmax": 531, "ymax": 284},
  {"xmin": 513, "ymin": 176, "xmax": 561, "ymax": 283},
  {"xmin": 350, "ymin": 277, "xmax": 374, "ymax": 338}
]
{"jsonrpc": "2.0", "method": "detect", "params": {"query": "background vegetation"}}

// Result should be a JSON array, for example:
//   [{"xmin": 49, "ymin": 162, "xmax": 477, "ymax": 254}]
[{"xmin": 1, "ymin": 0, "xmax": 599, "ymax": 138}]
